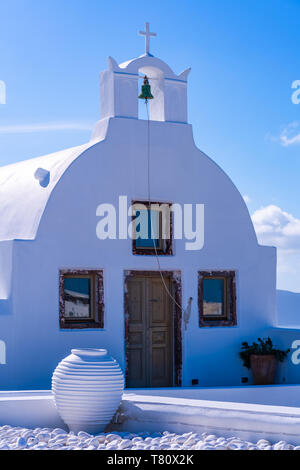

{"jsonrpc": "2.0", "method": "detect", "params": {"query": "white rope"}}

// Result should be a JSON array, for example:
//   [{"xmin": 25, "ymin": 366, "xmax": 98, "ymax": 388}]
[{"xmin": 145, "ymin": 100, "xmax": 192, "ymax": 315}]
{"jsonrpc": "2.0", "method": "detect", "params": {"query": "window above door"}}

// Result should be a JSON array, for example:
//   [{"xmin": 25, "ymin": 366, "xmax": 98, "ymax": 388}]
[
  {"xmin": 59, "ymin": 270, "xmax": 104, "ymax": 329},
  {"xmin": 198, "ymin": 271, "xmax": 237, "ymax": 327},
  {"xmin": 131, "ymin": 201, "xmax": 173, "ymax": 256}
]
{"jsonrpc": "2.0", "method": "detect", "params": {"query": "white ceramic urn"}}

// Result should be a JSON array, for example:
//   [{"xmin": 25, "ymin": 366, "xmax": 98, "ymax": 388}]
[{"xmin": 52, "ymin": 348, "xmax": 124, "ymax": 434}]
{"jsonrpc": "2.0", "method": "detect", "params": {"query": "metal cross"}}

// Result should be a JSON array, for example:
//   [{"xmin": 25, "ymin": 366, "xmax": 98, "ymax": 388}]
[{"xmin": 139, "ymin": 22, "xmax": 157, "ymax": 55}]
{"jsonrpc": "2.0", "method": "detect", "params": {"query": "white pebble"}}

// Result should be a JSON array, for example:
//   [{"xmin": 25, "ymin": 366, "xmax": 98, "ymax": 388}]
[
  {"xmin": 16, "ymin": 437, "xmax": 27, "ymax": 449},
  {"xmin": 118, "ymin": 439, "xmax": 132, "ymax": 449},
  {"xmin": 51, "ymin": 428, "xmax": 67, "ymax": 436},
  {"xmin": 37, "ymin": 432, "xmax": 51, "ymax": 443},
  {"xmin": 27, "ymin": 437, "xmax": 38, "ymax": 446},
  {"xmin": 257, "ymin": 439, "xmax": 271, "ymax": 446},
  {"xmin": 97, "ymin": 444, "xmax": 107, "ymax": 450},
  {"xmin": 105, "ymin": 433, "xmax": 119, "ymax": 443},
  {"xmin": 78, "ymin": 431, "xmax": 91, "ymax": 439},
  {"xmin": 205, "ymin": 434, "xmax": 217, "ymax": 441},
  {"xmin": 0, "ymin": 424, "xmax": 299, "ymax": 451},
  {"xmin": 0, "ymin": 444, "xmax": 10, "ymax": 450}
]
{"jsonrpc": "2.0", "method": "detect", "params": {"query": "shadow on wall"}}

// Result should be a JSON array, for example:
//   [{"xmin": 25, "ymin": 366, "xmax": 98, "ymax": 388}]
[{"xmin": 277, "ymin": 290, "xmax": 300, "ymax": 327}]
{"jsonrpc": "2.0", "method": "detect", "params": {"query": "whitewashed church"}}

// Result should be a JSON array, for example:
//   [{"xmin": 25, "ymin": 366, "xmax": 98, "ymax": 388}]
[{"xmin": 0, "ymin": 24, "xmax": 279, "ymax": 390}]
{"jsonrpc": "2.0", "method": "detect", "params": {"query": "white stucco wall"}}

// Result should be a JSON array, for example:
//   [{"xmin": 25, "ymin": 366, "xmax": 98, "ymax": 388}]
[{"xmin": 0, "ymin": 116, "xmax": 279, "ymax": 389}]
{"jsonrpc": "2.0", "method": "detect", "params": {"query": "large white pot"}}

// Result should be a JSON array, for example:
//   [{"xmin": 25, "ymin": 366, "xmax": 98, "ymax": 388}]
[{"xmin": 52, "ymin": 348, "xmax": 124, "ymax": 434}]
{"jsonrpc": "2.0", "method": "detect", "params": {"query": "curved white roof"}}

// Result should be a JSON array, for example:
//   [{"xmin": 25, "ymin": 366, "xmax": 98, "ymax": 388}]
[{"xmin": 0, "ymin": 141, "xmax": 96, "ymax": 241}]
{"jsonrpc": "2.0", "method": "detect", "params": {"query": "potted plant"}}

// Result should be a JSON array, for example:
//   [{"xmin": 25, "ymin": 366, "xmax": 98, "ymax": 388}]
[{"xmin": 239, "ymin": 337, "xmax": 290, "ymax": 385}]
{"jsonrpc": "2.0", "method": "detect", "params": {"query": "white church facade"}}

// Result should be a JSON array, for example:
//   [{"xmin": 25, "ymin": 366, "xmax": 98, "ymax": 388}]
[{"xmin": 0, "ymin": 25, "xmax": 294, "ymax": 391}]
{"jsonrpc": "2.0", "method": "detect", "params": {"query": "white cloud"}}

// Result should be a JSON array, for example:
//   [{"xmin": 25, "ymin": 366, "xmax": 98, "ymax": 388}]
[
  {"xmin": 252, "ymin": 205, "xmax": 300, "ymax": 250},
  {"xmin": 272, "ymin": 121, "xmax": 300, "ymax": 147},
  {"xmin": 243, "ymin": 195, "xmax": 251, "ymax": 204},
  {"xmin": 252, "ymin": 205, "xmax": 300, "ymax": 292},
  {"xmin": 265, "ymin": 122, "xmax": 300, "ymax": 147},
  {"xmin": 0, "ymin": 122, "xmax": 93, "ymax": 134},
  {"xmin": 280, "ymin": 132, "xmax": 300, "ymax": 147}
]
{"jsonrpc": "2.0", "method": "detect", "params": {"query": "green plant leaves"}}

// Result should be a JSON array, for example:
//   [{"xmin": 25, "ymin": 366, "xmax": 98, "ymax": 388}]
[{"xmin": 239, "ymin": 337, "xmax": 290, "ymax": 369}]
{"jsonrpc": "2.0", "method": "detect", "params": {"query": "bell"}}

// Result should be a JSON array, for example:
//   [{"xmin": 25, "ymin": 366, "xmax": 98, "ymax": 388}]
[{"xmin": 138, "ymin": 75, "xmax": 154, "ymax": 101}]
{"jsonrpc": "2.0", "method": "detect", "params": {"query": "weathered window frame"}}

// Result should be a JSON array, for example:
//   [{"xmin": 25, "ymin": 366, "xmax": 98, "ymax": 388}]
[
  {"xmin": 59, "ymin": 269, "xmax": 104, "ymax": 329},
  {"xmin": 198, "ymin": 271, "xmax": 237, "ymax": 327},
  {"xmin": 131, "ymin": 200, "xmax": 173, "ymax": 256}
]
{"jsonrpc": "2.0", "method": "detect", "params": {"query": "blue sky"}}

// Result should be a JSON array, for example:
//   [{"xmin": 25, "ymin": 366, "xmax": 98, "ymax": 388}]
[{"xmin": 1, "ymin": 0, "xmax": 300, "ymax": 291}]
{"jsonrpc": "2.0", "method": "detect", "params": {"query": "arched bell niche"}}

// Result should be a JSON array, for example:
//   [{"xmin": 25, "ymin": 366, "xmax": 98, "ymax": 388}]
[
  {"xmin": 98, "ymin": 55, "xmax": 190, "ymax": 126},
  {"xmin": 139, "ymin": 66, "xmax": 165, "ymax": 122}
]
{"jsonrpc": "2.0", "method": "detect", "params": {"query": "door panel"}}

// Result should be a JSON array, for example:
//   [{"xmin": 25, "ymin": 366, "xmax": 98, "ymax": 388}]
[
  {"xmin": 150, "ymin": 327, "xmax": 172, "ymax": 387},
  {"xmin": 127, "ymin": 278, "xmax": 147, "ymax": 388},
  {"xmin": 127, "ymin": 275, "xmax": 173, "ymax": 388}
]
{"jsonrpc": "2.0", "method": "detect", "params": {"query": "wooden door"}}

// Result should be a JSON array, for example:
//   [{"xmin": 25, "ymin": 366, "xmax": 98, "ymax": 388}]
[{"xmin": 126, "ymin": 275, "xmax": 173, "ymax": 388}]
